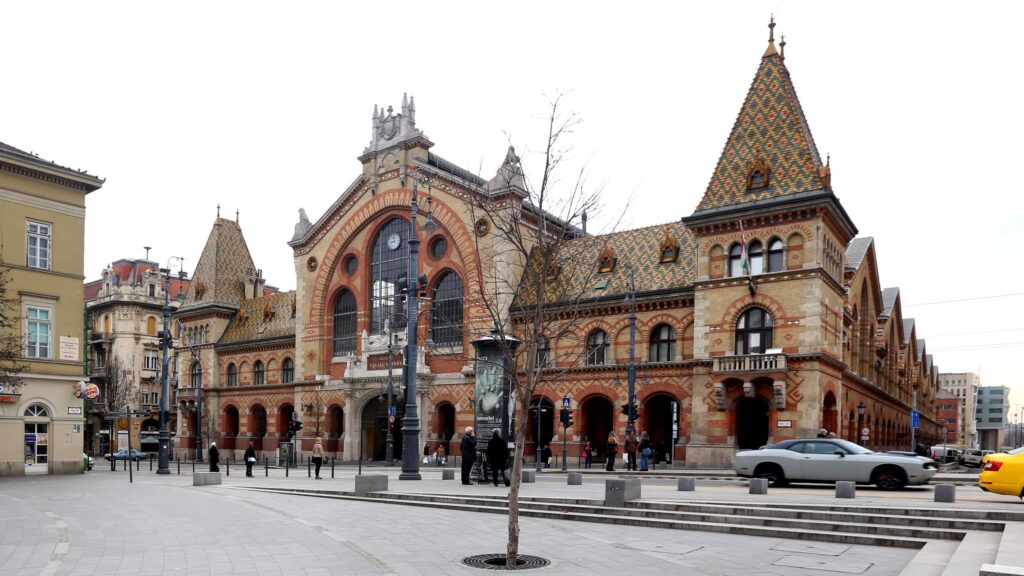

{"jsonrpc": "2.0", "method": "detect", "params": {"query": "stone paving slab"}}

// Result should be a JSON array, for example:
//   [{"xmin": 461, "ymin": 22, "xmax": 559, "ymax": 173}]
[{"xmin": 0, "ymin": 469, "xmax": 925, "ymax": 575}]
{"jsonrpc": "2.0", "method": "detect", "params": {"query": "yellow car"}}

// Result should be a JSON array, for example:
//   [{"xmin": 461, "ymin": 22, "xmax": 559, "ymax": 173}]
[{"xmin": 978, "ymin": 447, "xmax": 1024, "ymax": 499}]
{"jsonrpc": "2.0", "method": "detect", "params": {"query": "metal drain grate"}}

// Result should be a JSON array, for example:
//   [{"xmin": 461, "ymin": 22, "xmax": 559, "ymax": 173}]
[{"xmin": 461, "ymin": 554, "xmax": 550, "ymax": 570}]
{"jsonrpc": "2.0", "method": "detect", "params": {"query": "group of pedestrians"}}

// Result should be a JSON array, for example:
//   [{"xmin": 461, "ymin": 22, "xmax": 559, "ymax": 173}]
[
  {"xmin": 459, "ymin": 426, "xmax": 510, "ymax": 487},
  {"xmin": 207, "ymin": 437, "xmax": 327, "ymax": 479},
  {"xmin": 601, "ymin": 430, "xmax": 654, "ymax": 472}
]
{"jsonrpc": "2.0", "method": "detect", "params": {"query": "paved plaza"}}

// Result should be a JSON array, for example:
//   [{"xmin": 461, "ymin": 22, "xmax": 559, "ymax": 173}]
[{"xmin": 1, "ymin": 465, "xmax": 1019, "ymax": 576}]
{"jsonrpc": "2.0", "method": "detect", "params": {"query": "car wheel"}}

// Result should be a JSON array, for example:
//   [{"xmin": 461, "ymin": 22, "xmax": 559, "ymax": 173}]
[
  {"xmin": 753, "ymin": 463, "xmax": 787, "ymax": 487},
  {"xmin": 872, "ymin": 465, "xmax": 907, "ymax": 490}
]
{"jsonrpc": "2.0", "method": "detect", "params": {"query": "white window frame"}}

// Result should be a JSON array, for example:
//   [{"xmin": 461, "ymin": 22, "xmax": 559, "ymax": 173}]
[
  {"xmin": 27, "ymin": 221, "xmax": 52, "ymax": 270},
  {"xmin": 144, "ymin": 351, "xmax": 159, "ymax": 370},
  {"xmin": 25, "ymin": 305, "xmax": 53, "ymax": 359}
]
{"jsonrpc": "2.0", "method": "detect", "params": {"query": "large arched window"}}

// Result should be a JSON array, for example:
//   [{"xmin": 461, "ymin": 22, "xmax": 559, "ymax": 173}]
[
  {"xmin": 253, "ymin": 360, "xmax": 265, "ymax": 386},
  {"xmin": 648, "ymin": 324, "xmax": 675, "ymax": 362},
  {"xmin": 370, "ymin": 218, "xmax": 411, "ymax": 334},
  {"xmin": 332, "ymin": 290, "xmax": 357, "ymax": 356},
  {"xmin": 735, "ymin": 307, "xmax": 773, "ymax": 355},
  {"xmin": 431, "ymin": 272, "xmax": 463, "ymax": 346},
  {"xmin": 227, "ymin": 363, "xmax": 237, "ymax": 387},
  {"xmin": 190, "ymin": 361, "xmax": 202, "ymax": 387},
  {"xmin": 728, "ymin": 243, "xmax": 743, "ymax": 277},
  {"xmin": 767, "ymin": 238, "xmax": 784, "ymax": 272},
  {"xmin": 586, "ymin": 330, "xmax": 609, "ymax": 366},
  {"xmin": 748, "ymin": 240, "xmax": 764, "ymax": 275},
  {"xmin": 281, "ymin": 358, "xmax": 294, "ymax": 383}
]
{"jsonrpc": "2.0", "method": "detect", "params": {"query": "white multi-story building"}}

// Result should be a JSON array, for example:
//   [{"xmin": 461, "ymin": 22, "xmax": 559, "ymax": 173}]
[{"xmin": 938, "ymin": 372, "xmax": 980, "ymax": 447}]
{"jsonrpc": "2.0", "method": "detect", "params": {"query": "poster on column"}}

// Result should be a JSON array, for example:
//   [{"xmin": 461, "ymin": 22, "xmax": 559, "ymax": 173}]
[{"xmin": 474, "ymin": 358, "xmax": 506, "ymax": 439}]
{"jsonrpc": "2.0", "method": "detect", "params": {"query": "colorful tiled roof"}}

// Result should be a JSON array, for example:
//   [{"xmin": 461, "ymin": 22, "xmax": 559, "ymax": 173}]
[
  {"xmin": 219, "ymin": 291, "xmax": 296, "ymax": 345},
  {"xmin": 179, "ymin": 218, "xmax": 256, "ymax": 312},
  {"xmin": 515, "ymin": 221, "xmax": 695, "ymax": 307},
  {"xmin": 693, "ymin": 31, "xmax": 828, "ymax": 214}
]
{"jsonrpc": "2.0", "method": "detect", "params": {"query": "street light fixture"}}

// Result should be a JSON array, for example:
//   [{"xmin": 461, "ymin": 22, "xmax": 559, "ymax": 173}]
[
  {"xmin": 625, "ymin": 263, "xmax": 637, "ymax": 436},
  {"xmin": 533, "ymin": 402, "xmax": 549, "ymax": 471},
  {"xmin": 857, "ymin": 401, "xmax": 866, "ymax": 444},
  {"xmin": 156, "ymin": 258, "xmax": 182, "ymax": 475}
]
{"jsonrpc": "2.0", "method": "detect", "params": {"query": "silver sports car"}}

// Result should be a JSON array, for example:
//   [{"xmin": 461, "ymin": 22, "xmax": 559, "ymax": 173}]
[{"xmin": 733, "ymin": 438, "xmax": 938, "ymax": 490}]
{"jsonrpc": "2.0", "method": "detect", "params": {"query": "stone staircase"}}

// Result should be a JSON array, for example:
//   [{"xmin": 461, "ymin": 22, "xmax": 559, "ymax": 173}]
[{"xmin": 234, "ymin": 486, "xmax": 1024, "ymax": 574}]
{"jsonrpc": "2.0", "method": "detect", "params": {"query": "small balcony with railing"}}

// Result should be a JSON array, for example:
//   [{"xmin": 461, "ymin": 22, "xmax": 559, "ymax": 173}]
[
  {"xmin": 713, "ymin": 352, "xmax": 787, "ymax": 374},
  {"xmin": 88, "ymin": 360, "xmax": 108, "ymax": 378}
]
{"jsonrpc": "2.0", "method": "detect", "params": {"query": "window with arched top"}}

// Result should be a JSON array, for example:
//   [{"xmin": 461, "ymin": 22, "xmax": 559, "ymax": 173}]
[
  {"xmin": 371, "ymin": 218, "xmax": 411, "ymax": 334},
  {"xmin": 586, "ymin": 330, "xmax": 609, "ymax": 366},
  {"xmin": 24, "ymin": 404, "xmax": 49, "ymax": 418},
  {"xmin": 227, "ymin": 363, "xmax": 237, "ymax": 387},
  {"xmin": 648, "ymin": 324, "xmax": 675, "ymax": 362},
  {"xmin": 735, "ymin": 307, "xmax": 773, "ymax": 355},
  {"xmin": 431, "ymin": 272, "xmax": 463, "ymax": 346},
  {"xmin": 190, "ymin": 361, "xmax": 202, "ymax": 387},
  {"xmin": 281, "ymin": 358, "xmax": 294, "ymax": 383},
  {"xmin": 767, "ymin": 238, "xmax": 784, "ymax": 272},
  {"xmin": 728, "ymin": 244, "xmax": 743, "ymax": 277},
  {"xmin": 253, "ymin": 360, "xmax": 265, "ymax": 386},
  {"xmin": 332, "ymin": 290, "xmax": 357, "ymax": 356},
  {"xmin": 748, "ymin": 240, "xmax": 764, "ymax": 275}
]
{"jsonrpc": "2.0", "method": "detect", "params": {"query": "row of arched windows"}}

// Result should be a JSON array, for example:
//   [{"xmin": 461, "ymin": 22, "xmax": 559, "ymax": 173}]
[
  {"xmin": 578, "ymin": 308, "xmax": 775, "ymax": 366},
  {"xmin": 189, "ymin": 358, "xmax": 294, "ymax": 388},
  {"xmin": 728, "ymin": 239, "xmax": 785, "ymax": 277}
]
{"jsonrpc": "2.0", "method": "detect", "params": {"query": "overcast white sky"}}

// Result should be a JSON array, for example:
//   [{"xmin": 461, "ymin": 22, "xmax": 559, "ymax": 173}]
[{"xmin": 4, "ymin": 2, "xmax": 1022, "ymax": 420}]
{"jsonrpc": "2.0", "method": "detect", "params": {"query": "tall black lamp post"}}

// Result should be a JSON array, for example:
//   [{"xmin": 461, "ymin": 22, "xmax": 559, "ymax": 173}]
[
  {"xmin": 857, "ymin": 401, "xmax": 866, "ymax": 444},
  {"xmin": 625, "ymin": 264, "xmax": 637, "ymax": 436},
  {"xmin": 385, "ymin": 320, "xmax": 396, "ymax": 464},
  {"xmin": 156, "ymin": 266, "xmax": 173, "ymax": 474}
]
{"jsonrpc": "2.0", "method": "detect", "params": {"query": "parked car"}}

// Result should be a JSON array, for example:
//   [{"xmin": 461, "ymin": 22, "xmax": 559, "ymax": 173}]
[
  {"xmin": 978, "ymin": 447, "xmax": 1024, "ymax": 498},
  {"xmin": 929, "ymin": 445, "xmax": 961, "ymax": 465},
  {"xmin": 104, "ymin": 449, "xmax": 147, "ymax": 462},
  {"xmin": 960, "ymin": 449, "xmax": 994, "ymax": 467},
  {"xmin": 734, "ymin": 438, "xmax": 938, "ymax": 490}
]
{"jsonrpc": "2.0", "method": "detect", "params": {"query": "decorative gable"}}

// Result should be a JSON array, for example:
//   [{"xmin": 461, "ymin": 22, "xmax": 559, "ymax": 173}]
[
  {"xmin": 746, "ymin": 151, "xmax": 771, "ymax": 191},
  {"xmin": 597, "ymin": 245, "xmax": 617, "ymax": 273},
  {"xmin": 659, "ymin": 234, "xmax": 679, "ymax": 263}
]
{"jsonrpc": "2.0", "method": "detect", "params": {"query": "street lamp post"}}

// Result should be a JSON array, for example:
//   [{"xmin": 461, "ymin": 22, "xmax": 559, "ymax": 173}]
[
  {"xmin": 534, "ymin": 403, "xmax": 548, "ymax": 471},
  {"xmin": 857, "ymin": 401, "xmax": 866, "ymax": 444},
  {"xmin": 625, "ymin": 264, "xmax": 637, "ymax": 436},
  {"xmin": 385, "ymin": 321, "xmax": 395, "ymax": 465},
  {"xmin": 399, "ymin": 178, "xmax": 426, "ymax": 481},
  {"xmin": 156, "ymin": 266, "xmax": 173, "ymax": 474}
]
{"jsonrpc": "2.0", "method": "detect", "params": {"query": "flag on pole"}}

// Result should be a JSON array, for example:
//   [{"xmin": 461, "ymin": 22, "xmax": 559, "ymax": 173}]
[
  {"xmin": 177, "ymin": 320, "xmax": 191, "ymax": 349},
  {"xmin": 739, "ymin": 220, "xmax": 750, "ymax": 277}
]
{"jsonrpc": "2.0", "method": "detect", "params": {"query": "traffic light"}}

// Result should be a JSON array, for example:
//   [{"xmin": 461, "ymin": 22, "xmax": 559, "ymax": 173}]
[
  {"xmin": 566, "ymin": 410, "xmax": 574, "ymax": 428},
  {"xmin": 286, "ymin": 419, "xmax": 295, "ymax": 437},
  {"xmin": 621, "ymin": 404, "xmax": 629, "ymax": 416},
  {"xmin": 293, "ymin": 417, "xmax": 303, "ymax": 434},
  {"xmin": 559, "ymin": 408, "xmax": 568, "ymax": 426},
  {"xmin": 417, "ymin": 273, "xmax": 428, "ymax": 298}
]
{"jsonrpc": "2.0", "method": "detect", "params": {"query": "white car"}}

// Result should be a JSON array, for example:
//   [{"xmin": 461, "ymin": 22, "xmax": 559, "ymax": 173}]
[{"xmin": 734, "ymin": 438, "xmax": 938, "ymax": 490}]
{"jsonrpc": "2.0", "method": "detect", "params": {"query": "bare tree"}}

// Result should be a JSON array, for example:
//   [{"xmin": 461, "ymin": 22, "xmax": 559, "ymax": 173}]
[
  {"xmin": 101, "ymin": 355, "xmax": 136, "ymax": 415},
  {"xmin": 466, "ymin": 95, "xmax": 615, "ymax": 566},
  {"xmin": 0, "ymin": 264, "xmax": 27, "ymax": 393}
]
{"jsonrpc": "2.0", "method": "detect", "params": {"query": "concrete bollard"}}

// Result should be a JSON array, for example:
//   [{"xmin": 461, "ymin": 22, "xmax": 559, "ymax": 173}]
[
  {"xmin": 522, "ymin": 470, "xmax": 536, "ymax": 483},
  {"xmin": 193, "ymin": 471, "xmax": 222, "ymax": 486},
  {"xmin": 748, "ymin": 478, "xmax": 768, "ymax": 495},
  {"xmin": 354, "ymin": 474, "xmax": 388, "ymax": 497},
  {"xmin": 605, "ymin": 478, "xmax": 642, "ymax": 507},
  {"xmin": 677, "ymin": 477, "xmax": 696, "ymax": 491},
  {"xmin": 567, "ymin": 472, "xmax": 583, "ymax": 485},
  {"xmin": 835, "ymin": 481, "xmax": 856, "ymax": 499},
  {"xmin": 934, "ymin": 484, "xmax": 956, "ymax": 503},
  {"xmin": 442, "ymin": 468, "xmax": 455, "ymax": 480}
]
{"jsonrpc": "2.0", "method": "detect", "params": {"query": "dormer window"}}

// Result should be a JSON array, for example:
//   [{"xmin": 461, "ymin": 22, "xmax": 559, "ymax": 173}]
[
  {"xmin": 749, "ymin": 171, "xmax": 766, "ymax": 188},
  {"xmin": 747, "ymin": 153, "xmax": 771, "ymax": 191},
  {"xmin": 597, "ymin": 245, "xmax": 617, "ymax": 273},
  {"xmin": 659, "ymin": 234, "xmax": 679, "ymax": 263}
]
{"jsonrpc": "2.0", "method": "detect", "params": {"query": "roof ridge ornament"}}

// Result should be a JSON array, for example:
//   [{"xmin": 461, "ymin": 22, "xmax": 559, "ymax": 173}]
[
  {"xmin": 763, "ymin": 14, "xmax": 779, "ymax": 57},
  {"xmin": 780, "ymin": 33, "xmax": 786, "ymax": 60},
  {"xmin": 362, "ymin": 93, "xmax": 431, "ymax": 156}
]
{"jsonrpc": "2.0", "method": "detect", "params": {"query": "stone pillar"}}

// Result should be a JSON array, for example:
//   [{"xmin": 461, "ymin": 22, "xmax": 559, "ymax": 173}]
[{"xmin": 342, "ymin": 389, "xmax": 357, "ymax": 461}]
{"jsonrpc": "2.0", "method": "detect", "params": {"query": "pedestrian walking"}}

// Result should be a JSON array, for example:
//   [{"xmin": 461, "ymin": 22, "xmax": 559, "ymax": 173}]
[
  {"xmin": 487, "ymin": 428, "xmax": 509, "ymax": 487},
  {"xmin": 639, "ymin": 431, "xmax": 652, "ymax": 472},
  {"xmin": 817, "ymin": 428, "xmax": 829, "ymax": 438},
  {"xmin": 541, "ymin": 444, "xmax": 552, "ymax": 469},
  {"xmin": 460, "ymin": 427, "xmax": 476, "ymax": 485},
  {"xmin": 312, "ymin": 437, "xmax": 325, "ymax": 479},
  {"xmin": 605, "ymin": 433, "xmax": 618, "ymax": 472},
  {"xmin": 583, "ymin": 438, "xmax": 593, "ymax": 469},
  {"xmin": 208, "ymin": 442, "xmax": 220, "ymax": 473},
  {"xmin": 423, "ymin": 442, "xmax": 431, "ymax": 465},
  {"xmin": 435, "ymin": 445, "xmax": 446, "ymax": 466},
  {"xmin": 624, "ymin": 431, "xmax": 638, "ymax": 471},
  {"xmin": 244, "ymin": 441, "xmax": 257, "ymax": 477}
]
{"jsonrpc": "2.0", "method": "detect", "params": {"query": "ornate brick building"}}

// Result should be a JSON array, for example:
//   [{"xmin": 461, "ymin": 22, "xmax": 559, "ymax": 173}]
[{"xmin": 180, "ymin": 21, "xmax": 945, "ymax": 466}]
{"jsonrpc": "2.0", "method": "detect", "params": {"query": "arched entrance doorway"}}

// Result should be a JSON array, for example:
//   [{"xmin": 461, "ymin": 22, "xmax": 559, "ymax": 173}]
[
  {"xmin": 822, "ymin": 391, "xmax": 837, "ymax": 437},
  {"xmin": 641, "ymin": 393, "xmax": 678, "ymax": 464},
  {"xmin": 735, "ymin": 397, "xmax": 769, "ymax": 449},
  {"xmin": 249, "ymin": 405, "xmax": 267, "ymax": 451},
  {"xmin": 361, "ymin": 396, "xmax": 404, "ymax": 461},
  {"xmin": 24, "ymin": 403, "xmax": 52, "ymax": 475},
  {"xmin": 526, "ymin": 397, "xmax": 555, "ymax": 465},
  {"xmin": 581, "ymin": 395, "xmax": 614, "ymax": 463},
  {"xmin": 222, "ymin": 407, "xmax": 240, "ymax": 450},
  {"xmin": 436, "ymin": 402, "xmax": 456, "ymax": 454},
  {"xmin": 326, "ymin": 404, "xmax": 343, "ymax": 453}
]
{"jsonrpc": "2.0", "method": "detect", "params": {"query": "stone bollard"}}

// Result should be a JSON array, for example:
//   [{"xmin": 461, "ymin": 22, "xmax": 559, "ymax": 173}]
[
  {"xmin": 522, "ymin": 470, "xmax": 536, "ymax": 483},
  {"xmin": 354, "ymin": 474, "xmax": 388, "ymax": 497},
  {"xmin": 748, "ymin": 478, "xmax": 768, "ymax": 495},
  {"xmin": 605, "ymin": 478, "xmax": 642, "ymax": 507},
  {"xmin": 567, "ymin": 472, "xmax": 583, "ymax": 485},
  {"xmin": 934, "ymin": 484, "xmax": 956, "ymax": 503},
  {"xmin": 677, "ymin": 477, "xmax": 696, "ymax": 491},
  {"xmin": 193, "ymin": 471, "xmax": 222, "ymax": 486},
  {"xmin": 835, "ymin": 481, "xmax": 856, "ymax": 499},
  {"xmin": 442, "ymin": 468, "xmax": 455, "ymax": 480}
]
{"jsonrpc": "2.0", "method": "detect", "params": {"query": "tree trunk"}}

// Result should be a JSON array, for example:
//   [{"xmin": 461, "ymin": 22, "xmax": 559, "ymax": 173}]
[{"xmin": 506, "ymin": 394, "xmax": 530, "ymax": 567}]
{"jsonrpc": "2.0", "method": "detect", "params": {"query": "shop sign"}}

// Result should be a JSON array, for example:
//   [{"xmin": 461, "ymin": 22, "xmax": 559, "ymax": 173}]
[
  {"xmin": 0, "ymin": 394, "xmax": 21, "ymax": 403},
  {"xmin": 85, "ymin": 383, "xmax": 100, "ymax": 399},
  {"xmin": 68, "ymin": 406, "xmax": 82, "ymax": 415},
  {"xmin": 776, "ymin": 420, "xmax": 793, "ymax": 428}
]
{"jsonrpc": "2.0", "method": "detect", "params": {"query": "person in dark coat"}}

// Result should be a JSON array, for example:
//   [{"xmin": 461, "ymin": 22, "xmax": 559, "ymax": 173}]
[
  {"xmin": 486, "ymin": 428, "xmax": 509, "ymax": 487},
  {"xmin": 208, "ymin": 442, "xmax": 220, "ymax": 472},
  {"xmin": 541, "ymin": 445, "xmax": 552, "ymax": 469},
  {"xmin": 243, "ymin": 441, "xmax": 257, "ymax": 477},
  {"xmin": 605, "ymin": 433, "xmax": 618, "ymax": 472},
  {"xmin": 460, "ymin": 427, "xmax": 476, "ymax": 485}
]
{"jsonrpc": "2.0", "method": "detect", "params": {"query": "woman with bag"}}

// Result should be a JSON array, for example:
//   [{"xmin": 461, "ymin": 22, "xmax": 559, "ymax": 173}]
[
  {"xmin": 639, "ymin": 431, "xmax": 652, "ymax": 472},
  {"xmin": 423, "ymin": 442, "xmax": 431, "ymax": 465},
  {"xmin": 244, "ymin": 441, "xmax": 257, "ymax": 477},
  {"xmin": 435, "ymin": 445, "xmax": 446, "ymax": 466},
  {"xmin": 312, "ymin": 437, "xmax": 325, "ymax": 479},
  {"xmin": 605, "ymin": 433, "xmax": 618, "ymax": 472},
  {"xmin": 583, "ymin": 438, "xmax": 593, "ymax": 469}
]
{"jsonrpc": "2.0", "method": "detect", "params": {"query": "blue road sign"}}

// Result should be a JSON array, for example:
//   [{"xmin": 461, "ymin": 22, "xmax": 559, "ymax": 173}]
[
  {"xmin": 562, "ymin": 396, "xmax": 570, "ymax": 408},
  {"xmin": 911, "ymin": 409, "xmax": 920, "ymax": 429},
  {"xmin": 388, "ymin": 405, "xmax": 396, "ymax": 416}
]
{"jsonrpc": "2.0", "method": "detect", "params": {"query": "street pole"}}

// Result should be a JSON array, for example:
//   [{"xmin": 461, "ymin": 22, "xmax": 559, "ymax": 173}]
[
  {"xmin": 911, "ymin": 389, "xmax": 916, "ymax": 451},
  {"xmin": 399, "ymin": 179, "xmax": 422, "ymax": 481},
  {"xmin": 157, "ymin": 267, "xmax": 172, "ymax": 474},
  {"xmin": 535, "ymin": 404, "xmax": 542, "ymax": 472},
  {"xmin": 626, "ymin": 265, "xmax": 637, "ymax": 436},
  {"xmin": 385, "ymin": 323, "xmax": 394, "ymax": 465}
]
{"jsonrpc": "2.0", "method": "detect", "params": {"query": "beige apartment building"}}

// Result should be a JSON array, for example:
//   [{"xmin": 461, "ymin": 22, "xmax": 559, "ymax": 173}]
[
  {"xmin": 939, "ymin": 372, "xmax": 980, "ymax": 447},
  {"xmin": 0, "ymin": 142, "xmax": 103, "ymax": 475}
]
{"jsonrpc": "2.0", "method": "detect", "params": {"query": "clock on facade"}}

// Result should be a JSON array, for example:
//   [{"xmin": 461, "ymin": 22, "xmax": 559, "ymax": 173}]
[{"xmin": 387, "ymin": 233, "xmax": 401, "ymax": 250}]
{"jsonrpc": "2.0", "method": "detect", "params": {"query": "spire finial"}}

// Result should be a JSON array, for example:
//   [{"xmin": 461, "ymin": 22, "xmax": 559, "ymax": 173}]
[
  {"xmin": 780, "ymin": 33, "xmax": 786, "ymax": 60},
  {"xmin": 217, "ymin": 204, "xmax": 221, "ymax": 218},
  {"xmin": 827, "ymin": 152, "xmax": 831, "ymax": 167},
  {"xmin": 236, "ymin": 209, "xmax": 239, "ymax": 224},
  {"xmin": 769, "ymin": 14, "xmax": 775, "ymax": 43}
]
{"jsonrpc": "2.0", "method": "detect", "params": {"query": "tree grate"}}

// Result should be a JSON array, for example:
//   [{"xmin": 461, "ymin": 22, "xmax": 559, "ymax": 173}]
[{"xmin": 461, "ymin": 554, "xmax": 551, "ymax": 570}]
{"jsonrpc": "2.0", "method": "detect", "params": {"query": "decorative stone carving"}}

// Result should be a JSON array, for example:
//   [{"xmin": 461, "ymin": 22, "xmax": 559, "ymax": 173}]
[
  {"xmin": 773, "ymin": 381, "xmax": 786, "ymax": 409},
  {"xmin": 743, "ymin": 382, "xmax": 754, "ymax": 398},
  {"xmin": 713, "ymin": 382, "xmax": 726, "ymax": 410}
]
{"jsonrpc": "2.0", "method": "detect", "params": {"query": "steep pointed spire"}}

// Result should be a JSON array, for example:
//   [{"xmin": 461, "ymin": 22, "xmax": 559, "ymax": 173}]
[
  {"xmin": 180, "ymin": 217, "xmax": 256, "ymax": 311},
  {"xmin": 763, "ymin": 14, "xmax": 778, "ymax": 57},
  {"xmin": 692, "ymin": 20, "xmax": 827, "ymax": 214},
  {"xmin": 780, "ymin": 33, "xmax": 786, "ymax": 60}
]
